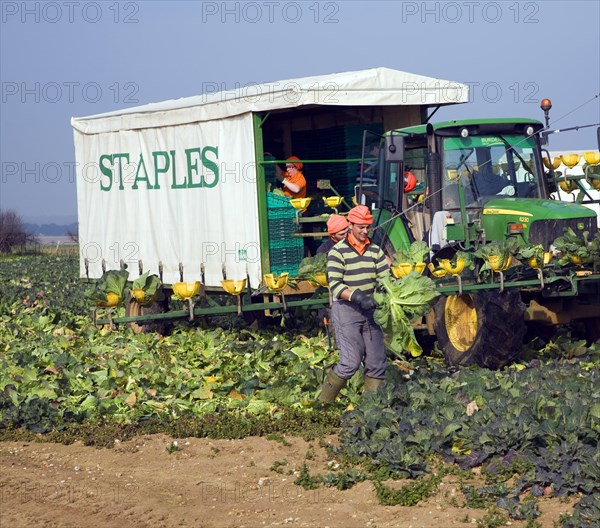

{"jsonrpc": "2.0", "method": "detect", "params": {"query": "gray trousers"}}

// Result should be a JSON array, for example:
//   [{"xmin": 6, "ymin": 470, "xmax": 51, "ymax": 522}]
[{"xmin": 331, "ymin": 300, "xmax": 387, "ymax": 381}]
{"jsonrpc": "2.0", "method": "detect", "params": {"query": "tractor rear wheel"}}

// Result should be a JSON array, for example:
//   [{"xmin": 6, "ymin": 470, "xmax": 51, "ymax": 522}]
[
  {"xmin": 434, "ymin": 290, "xmax": 526, "ymax": 369},
  {"xmin": 125, "ymin": 293, "xmax": 170, "ymax": 334},
  {"xmin": 584, "ymin": 317, "xmax": 600, "ymax": 344}
]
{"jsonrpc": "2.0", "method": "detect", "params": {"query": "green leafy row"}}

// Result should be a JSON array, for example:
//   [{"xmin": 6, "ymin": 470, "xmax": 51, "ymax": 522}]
[{"xmin": 338, "ymin": 345, "xmax": 600, "ymax": 522}]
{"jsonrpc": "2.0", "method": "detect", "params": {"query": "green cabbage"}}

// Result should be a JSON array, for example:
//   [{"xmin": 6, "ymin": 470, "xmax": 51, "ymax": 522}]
[{"xmin": 374, "ymin": 273, "xmax": 439, "ymax": 358}]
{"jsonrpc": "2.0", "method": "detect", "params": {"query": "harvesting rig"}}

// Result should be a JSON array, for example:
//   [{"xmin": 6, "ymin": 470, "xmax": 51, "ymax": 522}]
[
  {"xmin": 365, "ymin": 108, "xmax": 600, "ymax": 368},
  {"xmin": 72, "ymin": 70, "xmax": 600, "ymax": 368}
]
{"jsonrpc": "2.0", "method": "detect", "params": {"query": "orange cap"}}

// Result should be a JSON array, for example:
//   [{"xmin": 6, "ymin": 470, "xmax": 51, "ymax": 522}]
[
  {"xmin": 286, "ymin": 156, "xmax": 303, "ymax": 170},
  {"xmin": 404, "ymin": 170, "xmax": 417, "ymax": 192},
  {"xmin": 347, "ymin": 205, "xmax": 373, "ymax": 225},
  {"xmin": 327, "ymin": 214, "xmax": 349, "ymax": 234}
]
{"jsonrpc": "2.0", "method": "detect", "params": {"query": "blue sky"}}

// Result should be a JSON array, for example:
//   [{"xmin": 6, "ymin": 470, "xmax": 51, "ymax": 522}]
[{"xmin": 1, "ymin": 0, "xmax": 599, "ymax": 222}]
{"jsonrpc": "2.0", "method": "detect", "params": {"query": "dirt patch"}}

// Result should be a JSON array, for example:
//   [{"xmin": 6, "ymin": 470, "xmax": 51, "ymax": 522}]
[{"xmin": 0, "ymin": 435, "xmax": 575, "ymax": 528}]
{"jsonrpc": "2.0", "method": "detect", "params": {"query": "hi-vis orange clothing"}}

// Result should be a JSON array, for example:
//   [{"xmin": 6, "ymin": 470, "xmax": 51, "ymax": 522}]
[
  {"xmin": 347, "ymin": 232, "xmax": 370, "ymax": 256},
  {"xmin": 282, "ymin": 171, "xmax": 307, "ymax": 199}
]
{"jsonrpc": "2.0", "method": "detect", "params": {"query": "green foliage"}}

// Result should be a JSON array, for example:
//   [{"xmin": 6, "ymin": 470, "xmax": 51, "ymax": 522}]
[
  {"xmin": 339, "ymin": 348, "xmax": 600, "ymax": 519},
  {"xmin": 374, "ymin": 273, "xmax": 439, "ymax": 358},
  {"xmin": 266, "ymin": 433, "xmax": 292, "ymax": 446},
  {"xmin": 2, "ymin": 253, "xmax": 599, "ymax": 524},
  {"xmin": 374, "ymin": 472, "xmax": 443, "ymax": 506},
  {"xmin": 560, "ymin": 494, "xmax": 600, "ymax": 528},
  {"xmin": 83, "ymin": 268, "xmax": 129, "ymax": 306},
  {"xmin": 322, "ymin": 467, "xmax": 367, "ymax": 490},
  {"xmin": 296, "ymin": 253, "xmax": 328, "ymax": 282},
  {"xmin": 515, "ymin": 243, "xmax": 545, "ymax": 262},
  {"xmin": 0, "ymin": 255, "xmax": 88, "ymax": 317},
  {"xmin": 474, "ymin": 238, "xmax": 521, "ymax": 275},
  {"xmin": 553, "ymin": 228, "xmax": 600, "ymax": 267},
  {"xmin": 476, "ymin": 507, "xmax": 508, "ymax": 528},
  {"xmin": 166, "ymin": 440, "xmax": 181, "ymax": 454},
  {"xmin": 0, "ymin": 257, "xmax": 352, "ymax": 437},
  {"xmin": 293, "ymin": 463, "xmax": 321, "ymax": 490},
  {"xmin": 131, "ymin": 272, "xmax": 164, "ymax": 304},
  {"xmin": 392, "ymin": 241, "xmax": 430, "ymax": 265},
  {"xmin": 462, "ymin": 485, "xmax": 490, "ymax": 509},
  {"xmin": 270, "ymin": 459, "xmax": 288, "ymax": 474}
]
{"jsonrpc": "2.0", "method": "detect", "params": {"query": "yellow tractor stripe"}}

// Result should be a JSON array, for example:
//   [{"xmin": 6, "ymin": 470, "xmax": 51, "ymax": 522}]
[{"xmin": 483, "ymin": 208, "xmax": 533, "ymax": 216}]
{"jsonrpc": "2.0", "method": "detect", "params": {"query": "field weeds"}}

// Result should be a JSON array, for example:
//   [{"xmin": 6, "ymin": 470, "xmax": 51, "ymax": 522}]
[{"xmin": 1, "ymin": 254, "xmax": 598, "ymax": 526}]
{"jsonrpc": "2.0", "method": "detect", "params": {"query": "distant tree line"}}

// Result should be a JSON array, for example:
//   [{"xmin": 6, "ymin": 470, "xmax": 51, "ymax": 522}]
[
  {"xmin": 24, "ymin": 221, "xmax": 79, "ymax": 237},
  {"xmin": 0, "ymin": 210, "xmax": 36, "ymax": 253}
]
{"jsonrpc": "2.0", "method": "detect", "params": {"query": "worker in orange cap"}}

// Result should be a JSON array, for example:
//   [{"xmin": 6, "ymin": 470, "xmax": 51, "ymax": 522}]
[
  {"xmin": 317, "ymin": 205, "xmax": 390, "ymax": 404},
  {"xmin": 275, "ymin": 156, "xmax": 307, "ymax": 199},
  {"xmin": 316, "ymin": 214, "xmax": 349, "ymax": 254}
]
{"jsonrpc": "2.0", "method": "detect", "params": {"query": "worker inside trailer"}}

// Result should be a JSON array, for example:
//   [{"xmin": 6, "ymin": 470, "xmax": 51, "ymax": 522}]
[{"xmin": 275, "ymin": 156, "xmax": 307, "ymax": 199}]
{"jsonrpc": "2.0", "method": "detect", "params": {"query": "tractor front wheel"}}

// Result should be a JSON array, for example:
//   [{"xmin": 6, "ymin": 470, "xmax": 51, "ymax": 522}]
[{"xmin": 434, "ymin": 290, "xmax": 526, "ymax": 369}]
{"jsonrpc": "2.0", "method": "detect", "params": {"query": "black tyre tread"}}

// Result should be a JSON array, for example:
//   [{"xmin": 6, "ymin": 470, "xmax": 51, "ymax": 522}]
[
  {"xmin": 435, "ymin": 291, "xmax": 526, "ymax": 369},
  {"xmin": 584, "ymin": 317, "xmax": 600, "ymax": 344}
]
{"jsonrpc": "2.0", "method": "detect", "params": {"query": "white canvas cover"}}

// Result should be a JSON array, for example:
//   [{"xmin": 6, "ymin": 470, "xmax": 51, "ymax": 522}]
[
  {"xmin": 71, "ymin": 68, "xmax": 469, "ymax": 135},
  {"xmin": 72, "ymin": 68, "xmax": 469, "ymax": 288},
  {"xmin": 74, "ymin": 113, "xmax": 260, "ymax": 287}
]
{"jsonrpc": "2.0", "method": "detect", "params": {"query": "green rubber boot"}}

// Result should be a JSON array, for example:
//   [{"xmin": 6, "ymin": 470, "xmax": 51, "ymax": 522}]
[
  {"xmin": 317, "ymin": 370, "xmax": 347, "ymax": 404},
  {"xmin": 363, "ymin": 376, "xmax": 383, "ymax": 393}
]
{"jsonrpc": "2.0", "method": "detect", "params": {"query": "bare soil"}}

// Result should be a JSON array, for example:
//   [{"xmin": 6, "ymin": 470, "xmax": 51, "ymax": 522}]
[{"xmin": 0, "ymin": 434, "xmax": 576, "ymax": 528}]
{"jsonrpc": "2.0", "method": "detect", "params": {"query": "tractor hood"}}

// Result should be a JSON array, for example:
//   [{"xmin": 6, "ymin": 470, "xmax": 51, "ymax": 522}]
[
  {"xmin": 482, "ymin": 198, "xmax": 597, "ymax": 221},
  {"xmin": 481, "ymin": 198, "xmax": 597, "ymax": 244}
]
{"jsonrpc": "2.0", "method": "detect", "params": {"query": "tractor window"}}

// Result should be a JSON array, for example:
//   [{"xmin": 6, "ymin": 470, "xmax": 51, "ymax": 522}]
[
  {"xmin": 405, "ymin": 148, "xmax": 426, "ymax": 196},
  {"xmin": 384, "ymin": 161, "xmax": 402, "ymax": 206},
  {"xmin": 443, "ymin": 135, "xmax": 542, "ymax": 203}
]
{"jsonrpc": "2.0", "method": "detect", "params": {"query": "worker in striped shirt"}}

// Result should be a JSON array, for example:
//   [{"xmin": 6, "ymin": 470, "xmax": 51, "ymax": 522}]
[{"xmin": 317, "ymin": 205, "xmax": 390, "ymax": 404}]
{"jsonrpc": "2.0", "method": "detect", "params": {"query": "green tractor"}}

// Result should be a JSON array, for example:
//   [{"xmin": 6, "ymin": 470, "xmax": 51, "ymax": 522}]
[{"xmin": 363, "ymin": 118, "xmax": 600, "ymax": 369}]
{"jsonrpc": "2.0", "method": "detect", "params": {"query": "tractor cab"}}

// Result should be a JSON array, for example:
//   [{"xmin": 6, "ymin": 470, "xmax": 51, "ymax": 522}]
[{"xmin": 370, "ymin": 119, "xmax": 597, "ymax": 255}]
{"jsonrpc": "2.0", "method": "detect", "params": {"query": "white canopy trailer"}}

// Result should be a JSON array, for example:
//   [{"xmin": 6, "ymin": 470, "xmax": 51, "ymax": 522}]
[{"xmin": 72, "ymin": 68, "xmax": 469, "ymax": 288}]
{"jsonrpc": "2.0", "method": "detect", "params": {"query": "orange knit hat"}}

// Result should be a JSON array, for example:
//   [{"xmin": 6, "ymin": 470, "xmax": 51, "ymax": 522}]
[
  {"xmin": 326, "ymin": 214, "xmax": 349, "ymax": 234},
  {"xmin": 286, "ymin": 156, "xmax": 303, "ymax": 170},
  {"xmin": 347, "ymin": 205, "xmax": 374, "ymax": 225}
]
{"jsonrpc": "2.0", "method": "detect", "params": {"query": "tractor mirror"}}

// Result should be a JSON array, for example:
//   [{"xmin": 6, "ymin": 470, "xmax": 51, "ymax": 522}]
[{"xmin": 385, "ymin": 135, "xmax": 404, "ymax": 162}]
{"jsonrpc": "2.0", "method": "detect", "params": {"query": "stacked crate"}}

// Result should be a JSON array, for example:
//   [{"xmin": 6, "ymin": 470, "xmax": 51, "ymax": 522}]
[{"xmin": 266, "ymin": 193, "xmax": 304, "ymax": 276}]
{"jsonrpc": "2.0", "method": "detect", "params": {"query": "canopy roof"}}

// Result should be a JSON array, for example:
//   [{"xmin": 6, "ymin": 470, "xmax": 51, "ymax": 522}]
[{"xmin": 71, "ymin": 67, "xmax": 469, "ymax": 135}]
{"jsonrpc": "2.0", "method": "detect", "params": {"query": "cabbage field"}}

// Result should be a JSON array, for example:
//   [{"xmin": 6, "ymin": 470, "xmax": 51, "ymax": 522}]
[{"xmin": 1, "ymin": 254, "xmax": 599, "ymax": 527}]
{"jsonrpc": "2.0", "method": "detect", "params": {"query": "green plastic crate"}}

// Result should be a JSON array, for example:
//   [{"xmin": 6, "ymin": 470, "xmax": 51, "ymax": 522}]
[
  {"xmin": 267, "ymin": 192, "xmax": 296, "ymax": 220},
  {"xmin": 269, "ymin": 239, "xmax": 304, "ymax": 276}
]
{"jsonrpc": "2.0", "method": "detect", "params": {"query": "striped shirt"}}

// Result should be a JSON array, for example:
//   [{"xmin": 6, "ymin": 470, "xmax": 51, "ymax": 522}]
[{"xmin": 327, "ymin": 238, "xmax": 389, "ymax": 299}]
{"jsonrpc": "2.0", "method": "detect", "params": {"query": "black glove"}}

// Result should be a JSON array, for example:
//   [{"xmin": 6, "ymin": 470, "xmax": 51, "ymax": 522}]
[{"xmin": 350, "ymin": 290, "xmax": 377, "ymax": 311}]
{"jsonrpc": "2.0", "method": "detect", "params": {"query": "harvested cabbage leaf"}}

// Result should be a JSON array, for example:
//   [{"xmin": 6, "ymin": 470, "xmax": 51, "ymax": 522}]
[{"xmin": 374, "ymin": 273, "xmax": 439, "ymax": 358}]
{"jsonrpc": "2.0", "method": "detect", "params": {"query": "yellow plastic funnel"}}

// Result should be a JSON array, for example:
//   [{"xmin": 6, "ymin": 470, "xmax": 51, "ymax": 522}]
[
  {"xmin": 559, "ymin": 180, "xmax": 578, "ymax": 193},
  {"xmin": 527, "ymin": 252, "xmax": 552, "ymax": 270},
  {"xmin": 263, "ymin": 273, "xmax": 289, "ymax": 292},
  {"xmin": 391, "ymin": 263, "xmax": 414, "ymax": 278},
  {"xmin": 173, "ymin": 281, "xmax": 201, "ymax": 300},
  {"xmin": 131, "ymin": 288, "xmax": 147, "ymax": 304},
  {"xmin": 487, "ymin": 255, "xmax": 512, "ymax": 272},
  {"xmin": 308, "ymin": 272, "xmax": 329, "ymax": 288},
  {"xmin": 543, "ymin": 157, "xmax": 561, "ymax": 170},
  {"xmin": 560, "ymin": 154, "xmax": 580, "ymax": 169},
  {"xmin": 427, "ymin": 262, "xmax": 447, "ymax": 278},
  {"xmin": 221, "ymin": 279, "xmax": 247, "ymax": 295},
  {"xmin": 583, "ymin": 152, "xmax": 600, "ymax": 166},
  {"xmin": 290, "ymin": 198, "xmax": 312, "ymax": 211},
  {"xmin": 97, "ymin": 292, "xmax": 121, "ymax": 308},
  {"xmin": 323, "ymin": 196, "xmax": 343, "ymax": 208},
  {"xmin": 439, "ymin": 258, "xmax": 466, "ymax": 276}
]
